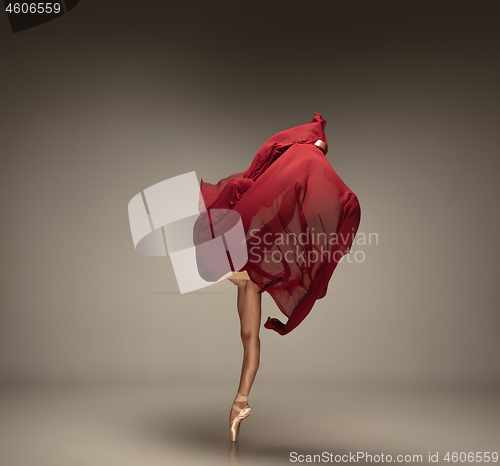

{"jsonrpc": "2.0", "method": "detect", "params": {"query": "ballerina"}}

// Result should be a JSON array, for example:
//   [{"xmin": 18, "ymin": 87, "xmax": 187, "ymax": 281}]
[{"xmin": 193, "ymin": 114, "xmax": 361, "ymax": 441}]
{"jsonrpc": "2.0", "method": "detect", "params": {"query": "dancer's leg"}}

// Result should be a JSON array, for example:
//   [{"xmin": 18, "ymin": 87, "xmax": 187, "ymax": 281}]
[{"xmin": 228, "ymin": 277, "xmax": 262, "ymax": 422}]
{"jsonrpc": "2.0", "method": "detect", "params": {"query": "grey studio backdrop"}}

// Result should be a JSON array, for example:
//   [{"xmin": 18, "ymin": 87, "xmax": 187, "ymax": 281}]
[{"xmin": 1, "ymin": 1, "xmax": 499, "ymax": 391}]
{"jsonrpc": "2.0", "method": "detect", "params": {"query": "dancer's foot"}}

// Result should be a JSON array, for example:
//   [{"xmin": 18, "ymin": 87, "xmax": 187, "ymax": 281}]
[
  {"xmin": 229, "ymin": 399, "xmax": 249, "ymax": 423},
  {"xmin": 229, "ymin": 393, "xmax": 251, "ymax": 441}
]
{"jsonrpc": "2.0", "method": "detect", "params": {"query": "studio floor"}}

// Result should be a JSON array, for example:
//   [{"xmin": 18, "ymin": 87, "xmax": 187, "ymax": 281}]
[{"xmin": 0, "ymin": 380, "xmax": 498, "ymax": 466}]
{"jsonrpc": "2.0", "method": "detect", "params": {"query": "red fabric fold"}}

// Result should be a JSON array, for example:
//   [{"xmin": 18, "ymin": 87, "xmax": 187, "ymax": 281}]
[{"xmin": 193, "ymin": 113, "xmax": 361, "ymax": 335}]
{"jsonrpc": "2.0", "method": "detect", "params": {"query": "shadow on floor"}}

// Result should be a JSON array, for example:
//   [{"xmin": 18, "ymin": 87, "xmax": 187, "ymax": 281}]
[{"xmin": 135, "ymin": 409, "xmax": 380, "ymax": 465}]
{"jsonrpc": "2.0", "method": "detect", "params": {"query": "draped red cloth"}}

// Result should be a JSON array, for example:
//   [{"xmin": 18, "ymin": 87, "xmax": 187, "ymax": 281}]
[{"xmin": 193, "ymin": 113, "xmax": 361, "ymax": 335}]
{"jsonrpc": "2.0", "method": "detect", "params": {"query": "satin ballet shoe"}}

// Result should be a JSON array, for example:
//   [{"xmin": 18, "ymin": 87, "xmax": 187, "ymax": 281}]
[{"xmin": 230, "ymin": 392, "xmax": 251, "ymax": 442}]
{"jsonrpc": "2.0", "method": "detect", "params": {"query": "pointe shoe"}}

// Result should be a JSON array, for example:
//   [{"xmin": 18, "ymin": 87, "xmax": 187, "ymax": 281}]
[{"xmin": 229, "ymin": 392, "xmax": 251, "ymax": 442}]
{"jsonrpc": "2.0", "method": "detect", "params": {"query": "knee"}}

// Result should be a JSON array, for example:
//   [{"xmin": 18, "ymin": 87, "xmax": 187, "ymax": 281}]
[
  {"xmin": 229, "ymin": 278, "xmax": 248, "ymax": 290},
  {"xmin": 241, "ymin": 331, "xmax": 260, "ymax": 348}
]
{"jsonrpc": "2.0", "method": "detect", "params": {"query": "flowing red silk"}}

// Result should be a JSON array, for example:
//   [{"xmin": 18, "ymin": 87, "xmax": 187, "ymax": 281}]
[{"xmin": 193, "ymin": 113, "xmax": 361, "ymax": 335}]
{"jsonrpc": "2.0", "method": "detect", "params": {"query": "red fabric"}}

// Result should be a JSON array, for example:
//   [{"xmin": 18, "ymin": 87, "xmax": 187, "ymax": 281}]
[{"xmin": 193, "ymin": 113, "xmax": 361, "ymax": 335}]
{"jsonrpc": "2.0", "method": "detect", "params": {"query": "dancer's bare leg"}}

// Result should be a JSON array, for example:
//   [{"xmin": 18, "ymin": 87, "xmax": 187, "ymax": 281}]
[{"xmin": 228, "ymin": 274, "xmax": 262, "ymax": 423}]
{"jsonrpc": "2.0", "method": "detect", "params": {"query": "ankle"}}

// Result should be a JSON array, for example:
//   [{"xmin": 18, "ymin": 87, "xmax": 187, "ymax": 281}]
[{"xmin": 234, "ymin": 392, "xmax": 248, "ymax": 403}]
